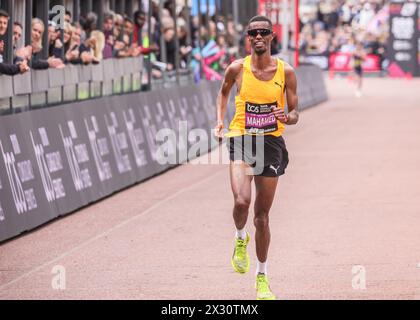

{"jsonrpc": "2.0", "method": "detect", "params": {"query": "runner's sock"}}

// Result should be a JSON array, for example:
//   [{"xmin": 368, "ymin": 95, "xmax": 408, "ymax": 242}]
[
  {"xmin": 236, "ymin": 228, "xmax": 247, "ymax": 240},
  {"xmin": 256, "ymin": 261, "xmax": 267, "ymax": 275}
]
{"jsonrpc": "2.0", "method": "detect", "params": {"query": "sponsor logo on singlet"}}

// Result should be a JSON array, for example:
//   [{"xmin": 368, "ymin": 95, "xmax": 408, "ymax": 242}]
[{"xmin": 245, "ymin": 101, "xmax": 278, "ymax": 135}]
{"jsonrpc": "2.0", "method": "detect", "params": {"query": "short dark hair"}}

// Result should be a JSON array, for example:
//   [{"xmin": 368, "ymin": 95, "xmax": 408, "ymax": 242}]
[
  {"xmin": 124, "ymin": 17, "xmax": 133, "ymax": 24},
  {"xmin": 65, "ymin": 10, "xmax": 72, "ymax": 17},
  {"xmin": 248, "ymin": 15, "xmax": 273, "ymax": 30},
  {"xmin": 104, "ymin": 14, "xmax": 114, "ymax": 22},
  {"xmin": 14, "ymin": 21, "xmax": 23, "ymax": 29},
  {"xmin": 0, "ymin": 9, "xmax": 9, "ymax": 19}
]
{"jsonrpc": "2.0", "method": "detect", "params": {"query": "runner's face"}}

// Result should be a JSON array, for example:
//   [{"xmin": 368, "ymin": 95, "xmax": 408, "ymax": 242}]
[{"xmin": 248, "ymin": 21, "xmax": 273, "ymax": 56}]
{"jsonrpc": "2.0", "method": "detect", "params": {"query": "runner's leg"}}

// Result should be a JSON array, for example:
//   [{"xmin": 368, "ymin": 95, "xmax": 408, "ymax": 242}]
[
  {"xmin": 253, "ymin": 176, "xmax": 279, "ymax": 264},
  {"xmin": 229, "ymin": 161, "xmax": 253, "ymax": 230}
]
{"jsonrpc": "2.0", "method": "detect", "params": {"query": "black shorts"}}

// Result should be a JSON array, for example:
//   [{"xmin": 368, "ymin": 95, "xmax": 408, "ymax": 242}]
[
  {"xmin": 227, "ymin": 135, "xmax": 289, "ymax": 177},
  {"xmin": 355, "ymin": 66, "xmax": 363, "ymax": 76}
]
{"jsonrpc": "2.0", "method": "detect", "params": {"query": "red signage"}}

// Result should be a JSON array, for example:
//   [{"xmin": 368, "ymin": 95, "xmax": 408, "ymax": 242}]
[{"xmin": 329, "ymin": 53, "xmax": 381, "ymax": 72}]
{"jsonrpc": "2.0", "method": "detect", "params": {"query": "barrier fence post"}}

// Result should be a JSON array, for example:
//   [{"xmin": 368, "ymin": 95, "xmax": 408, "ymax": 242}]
[
  {"xmin": 232, "ymin": 0, "xmax": 240, "ymax": 58},
  {"xmin": 3, "ymin": 0, "xmax": 14, "ymax": 64},
  {"xmin": 173, "ymin": 0, "xmax": 180, "ymax": 85},
  {"xmin": 147, "ymin": 0, "xmax": 152, "ymax": 90},
  {"xmin": 73, "ymin": 0, "xmax": 80, "ymax": 23},
  {"xmin": 185, "ymin": 0, "xmax": 192, "ymax": 79},
  {"xmin": 197, "ymin": 0, "xmax": 203, "ymax": 80}
]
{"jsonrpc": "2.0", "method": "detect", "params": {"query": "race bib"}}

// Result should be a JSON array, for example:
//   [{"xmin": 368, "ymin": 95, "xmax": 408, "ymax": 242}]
[{"xmin": 245, "ymin": 102, "xmax": 278, "ymax": 135}]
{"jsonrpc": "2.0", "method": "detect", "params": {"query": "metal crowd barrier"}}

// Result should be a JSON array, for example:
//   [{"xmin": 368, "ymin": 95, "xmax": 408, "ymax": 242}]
[{"xmin": 0, "ymin": 56, "xmax": 144, "ymax": 114}]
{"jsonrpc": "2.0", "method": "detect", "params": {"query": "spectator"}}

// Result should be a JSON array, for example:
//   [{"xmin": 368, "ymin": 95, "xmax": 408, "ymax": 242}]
[
  {"xmin": 12, "ymin": 21, "xmax": 32, "ymax": 70},
  {"xmin": 31, "ymin": 18, "xmax": 64, "ymax": 69},
  {"xmin": 90, "ymin": 30, "xmax": 105, "ymax": 61},
  {"xmin": 162, "ymin": 24, "xmax": 176, "ymax": 70},
  {"xmin": 102, "ymin": 14, "xmax": 114, "ymax": 59},
  {"xmin": 63, "ymin": 22, "xmax": 79, "ymax": 63},
  {"xmin": 13, "ymin": 22, "xmax": 23, "ymax": 51},
  {"xmin": 357, "ymin": 3, "xmax": 375, "ymax": 30},
  {"xmin": 133, "ymin": 10, "xmax": 146, "ymax": 46},
  {"xmin": 177, "ymin": 18, "xmax": 192, "ymax": 68},
  {"xmin": 65, "ymin": 10, "xmax": 72, "ymax": 24},
  {"xmin": 48, "ymin": 21, "xmax": 63, "ymax": 59},
  {"xmin": 82, "ymin": 11, "xmax": 98, "ymax": 39},
  {"xmin": 0, "ymin": 9, "xmax": 8, "ymax": 63},
  {"xmin": 0, "ymin": 10, "xmax": 29, "ymax": 75},
  {"xmin": 114, "ymin": 14, "xmax": 124, "ymax": 42},
  {"xmin": 67, "ymin": 23, "xmax": 98, "ymax": 64}
]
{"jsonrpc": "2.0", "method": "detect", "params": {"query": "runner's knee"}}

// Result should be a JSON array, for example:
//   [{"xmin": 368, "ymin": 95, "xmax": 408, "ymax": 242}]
[
  {"xmin": 254, "ymin": 215, "xmax": 269, "ymax": 229},
  {"xmin": 234, "ymin": 197, "xmax": 251, "ymax": 213}
]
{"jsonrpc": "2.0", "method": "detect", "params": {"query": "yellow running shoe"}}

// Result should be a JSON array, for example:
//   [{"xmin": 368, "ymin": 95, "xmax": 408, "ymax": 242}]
[
  {"xmin": 256, "ymin": 273, "xmax": 276, "ymax": 300},
  {"xmin": 231, "ymin": 233, "xmax": 250, "ymax": 274}
]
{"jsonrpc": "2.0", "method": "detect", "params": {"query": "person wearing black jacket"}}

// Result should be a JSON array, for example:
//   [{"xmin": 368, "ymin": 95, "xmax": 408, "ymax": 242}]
[
  {"xmin": 0, "ymin": 10, "xmax": 30, "ymax": 75},
  {"xmin": 30, "ymin": 18, "xmax": 64, "ymax": 69}
]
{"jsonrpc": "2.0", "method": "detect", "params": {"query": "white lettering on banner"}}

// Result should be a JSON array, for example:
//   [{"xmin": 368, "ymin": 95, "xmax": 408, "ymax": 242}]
[
  {"xmin": 0, "ymin": 137, "xmax": 37, "ymax": 214},
  {"xmin": 52, "ymin": 179, "xmax": 66, "ymax": 199},
  {"xmin": 155, "ymin": 103, "xmax": 176, "ymax": 160},
  {"xmin": 393, "ymin": 40, "xmax": 412, "ymax": 51},
  {"xmin": 105, "ymin": 112, "xmax": 132, "ymax": 174},
  {"xmin": 17, "ymin": 160, "xmax": 34, "ymax": 182},
  {"xmin": 39, "ymin": 127, "xmax": 50, "ymax": 147},
  {"xmin": 46, "ymin": 152, "xmax": 63, "ymax": 173},
  {"xmin": 74, "ymin": 144, "xmax": 90, "ymax": 163},
  {"xmin": 10, "ymin": 134, "xmax": 21, "ymax": 155},
  {"xmin": 155, "ymin": 102, "xmax": 171, "ymax": 130},
  {"xmin": 181, "ymin": 97, "xmax": 197, "ymax": 128},
  {"xmin": 68, "ymin": 121, "xmax": 78, "ymax": 139},
  {"xmin": 141, "ymin": 105, "xmax": 159, "ymax": 162},
  {"xmin": 332, "ymin": 54, "xmax": 350, "ymax": 69},
  {"xmin": 123, "ymin": 108, "xmax": 148, "ymax": 168},
  {"xmin": 191, "ymin": 95, "xmax": 207, "ymax": 128},
  {"xmin": 24, "ymin": 188, "xmax": 37, "ymax": 211},
  {"xmin": 167, "ymin": 100, "xmax": 188, "ymax": 163},
  {"xmin": 302, "ymin": 56, "xmax": 329, "ymax": 70},
  {"xmin": 205, "ymin": 88, "xmax": 217, "ymax": 120},
  {"xmin": 30, "ymin": 130, "xmax": 66, "ymax": 203},
  {"xmin": 97, "ymin": 138, "xmax": 109, "ymax": 156},
  {"xmin": 392, "ymin": 17, "xmax": 415, "ymax": 39},
  {"xmin": 0, "ymin": 203, "xmax": 4, "ymax": 222},
  {"xmin": 395, "ymin": 52, "xmax": 412, "ymax": 61},
  {"xmin": 84, "ymin": 117, "xmax": 113, "ymax": 182},
  {"xmin": 59, "ymin": 122, "xmax": 92, "ymax": 191}
]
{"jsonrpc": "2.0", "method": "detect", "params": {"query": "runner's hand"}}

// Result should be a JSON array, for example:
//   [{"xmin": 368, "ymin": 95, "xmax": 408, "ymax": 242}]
[
  {"xmin": 271, "ymin": 106, "xmax": 288, "ymax": 124},
  {"xmin": 214, "ymin": 122, "xmax": 224, "ymax": 140}
]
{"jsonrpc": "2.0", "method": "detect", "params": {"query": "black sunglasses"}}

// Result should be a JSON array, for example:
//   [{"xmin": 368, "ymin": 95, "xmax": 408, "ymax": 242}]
[{"xmin": 247, "ymin": 28, "xmax": 272, "ymax": 37}]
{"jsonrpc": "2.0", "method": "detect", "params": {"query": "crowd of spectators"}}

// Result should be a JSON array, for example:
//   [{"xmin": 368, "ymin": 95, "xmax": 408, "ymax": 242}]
[
  {"xmin": 299, "ymin": 0, "xmax": 389, "ymax": 67},
  {"xmin": 0, "ymin": 1, "xmax": 243, "ymax": 81}
]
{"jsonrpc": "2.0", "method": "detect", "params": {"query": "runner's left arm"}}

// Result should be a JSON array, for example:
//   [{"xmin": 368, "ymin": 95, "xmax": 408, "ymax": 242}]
[{"xmin": 285, "ymin": 64, "xmax": 299, "ymax": 125}]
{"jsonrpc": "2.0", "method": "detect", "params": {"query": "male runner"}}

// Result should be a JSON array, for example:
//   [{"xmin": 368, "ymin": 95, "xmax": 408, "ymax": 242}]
[
  {"xmin": 352, "ymin": 42, "xmax": 366, "ymax": 98},
  {"xmin": 214, "ymin": 15, "xmax": 299, "ymax": 300}
]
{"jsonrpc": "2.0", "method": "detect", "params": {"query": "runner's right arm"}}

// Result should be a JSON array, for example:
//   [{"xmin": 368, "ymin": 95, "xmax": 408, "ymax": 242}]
[{"xmin": 214, "ymin": 60, "xmax": 242, "ymax": 138}]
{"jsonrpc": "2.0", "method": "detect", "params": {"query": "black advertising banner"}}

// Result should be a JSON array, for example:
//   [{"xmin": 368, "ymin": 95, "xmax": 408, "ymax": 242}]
[
  {"xmin": 0, "ymin": 83, "xmax": 218, "ymax": 242},
  {"xmin": 0, "ymin": 66, "xmax": 327, "ymax": 243},
  {"xmin": 388, "ymin": 1, "xmax": 419, "ymax": 77}
]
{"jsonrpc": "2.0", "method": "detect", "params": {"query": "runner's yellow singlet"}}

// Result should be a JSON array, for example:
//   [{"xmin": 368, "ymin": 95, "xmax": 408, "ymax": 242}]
[{"xmin": 226, "ymin": 55, "xmax": 286, "ymax": 138}]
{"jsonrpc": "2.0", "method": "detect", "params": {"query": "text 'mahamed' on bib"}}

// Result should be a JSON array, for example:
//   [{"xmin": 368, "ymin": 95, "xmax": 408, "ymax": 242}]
[{"xmin": 245, "ymin": 101, "xmax": 278, "ymax": 135}]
